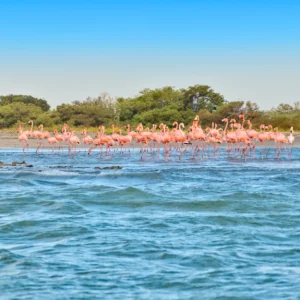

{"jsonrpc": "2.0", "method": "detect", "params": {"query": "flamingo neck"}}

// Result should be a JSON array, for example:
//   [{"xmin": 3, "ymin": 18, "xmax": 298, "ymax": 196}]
[
  {"xmin": 224, "ymin": 120, "xmax": 228, "ymax": 133},
  {"xmin": 240, "ymin": 117, "xmax": 245, "ymax": 129}
]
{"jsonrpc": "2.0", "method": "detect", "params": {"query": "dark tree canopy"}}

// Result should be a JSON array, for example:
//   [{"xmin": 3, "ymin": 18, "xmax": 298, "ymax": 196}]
[
  {"xmin": 0, "ymin": 86, "xmax": 299, "ymax": 131},
  {"xmin": 117, "ymin": 85, "xmax": 226, "ymax": 127},
  {"xmin": 0, "ymin": 95, "xmax": 50, "ymax": 112},
  {"xmin": 56, "ymin": 93, "xmax": 116, "ymax": 127}
]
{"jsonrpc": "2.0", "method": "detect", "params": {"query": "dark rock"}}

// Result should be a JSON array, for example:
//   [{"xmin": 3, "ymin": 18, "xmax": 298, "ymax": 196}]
[
  {"xmin": 26, "ymin": 165, "xmax": 33, "ymax": 167},
  {"xmin": 103, "ymin": 166, "xmax": 122, "ymax": 170},
  {"xmin": 12, "ymin": 161, "xmax": 26, "ymax": 166},
  {"xmin": 94, "ymin": 166, "xmax": 122, "ymax": 170}
]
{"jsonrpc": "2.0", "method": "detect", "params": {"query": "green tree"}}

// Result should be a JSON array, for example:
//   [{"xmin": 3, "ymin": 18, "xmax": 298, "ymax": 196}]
[
  {"xmin": 117, "ymin": 85, "xmax": 225, "ymax": 125},
  {"xmin": 275, "ymin": 103, "xmax": 294, "ymax": 114},
  {"xmin": 0, "ymin": 95, "xmax": 50, "ymax": 111},
  {"xmin": 56, "ymin": 93, "xmax": 117, "ymax": 127},
  {"xmin": 181, "ymin": 85, "xmax": 226, "ymax": 111},
  {"xmin": 0, "ymin": 102, "xmax": 43, "ymax": 128}
]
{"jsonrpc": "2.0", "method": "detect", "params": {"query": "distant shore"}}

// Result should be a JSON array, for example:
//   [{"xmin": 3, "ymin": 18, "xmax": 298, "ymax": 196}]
[{"xmin": 1, "ymin": 132, "xmax": 300, "ymax": 148}]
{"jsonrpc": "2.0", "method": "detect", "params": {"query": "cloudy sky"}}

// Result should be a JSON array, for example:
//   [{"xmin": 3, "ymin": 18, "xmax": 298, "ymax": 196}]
[{"xmin": 1, "ymin": 0, "xmax": 299, "ymax": 109}]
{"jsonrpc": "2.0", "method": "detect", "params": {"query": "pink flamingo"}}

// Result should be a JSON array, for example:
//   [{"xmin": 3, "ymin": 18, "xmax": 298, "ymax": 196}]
[
  {"xmin": 111, "ymin": 124, "xmax": 120, "ymax": 141},
  {"xmin": 28, "ymin": 120, "xmax": 41, "ymax": 139},
  {"xmin": 135, "ymin": 124, "xmax": 148, "ymax": 145},
  {"xmin": 158, "ymin": 123, "xmax": 172, "ymax": 158},
  {"xmin": 53, "ymin": 130, "xmax": 65, "ymax": 152},
  {"xmin": 17, "ymin": 124, "xmax": 29, "ymax": 153},
  {"xmin": 101, "ymin": 126, "xmax": 114, "ymax": 151},
  {"xmin": 127, "ymin": 124, "xmax": 137, "ymax": 138},
  {"xmin": 35, "ymin": 124, "xmax": 50, "ymax": 154},
  {"xmin": 90, "ymin": 126, "xmax": 114, "ymax": 155},
  {"xmin": 116, "ymin": 126, "xmax": 132, "ymax": 155},
  {"xmin": 89, "ymin": 132, "xmax": 102, "ymax": 155},
  {"xmin": 224, "ymin": 119, "xmax": 238, "ymax": 156},
  {"xmin": 235, "ymin": 114, "xmax": 250, "ymax": 156},
  {"xmin": 190, "ymin": 116, "xmax": 206, "ymax": 158},
  {"xmin": 257, "ymin": 124, "xmax": 268, "ymax": 158},
  {"xmin": 47, "ymin": 134, "xmax": 58, "ymax": 153},
  {"xmin": 149, "ymin": 124, "xmax": 160, "ymax": 153},
  {"xmin": 205, "ymin": 123, "xmax": 222, "ymax": 158},
  {"xmin": 119, "ymin": 125, "xmax": 133, "ymax": 145},
  {"xmin": 246, "ymin": 120, "xmax": 258, "ymax": 150},
  {"xmin": 81, "ymin": 129, "xmax": 94, "ymax": 144},
  {"xmin": 273, "ymin": 127, "xmax": 288, "ymax": 159},
  {"xmin": 172, "ymin": 122, "xmax": 187, "ymax": 159},
  {"xmin": 266, "ymin": 125, "xmax": 275, "ymax": 141},
  {"xmin": 22, "ymin": 120, "xmax": 33, "ymax": 137},
  {"xmin": 69, "ymin": 131, "xmax": 80, "ymax": 155}
]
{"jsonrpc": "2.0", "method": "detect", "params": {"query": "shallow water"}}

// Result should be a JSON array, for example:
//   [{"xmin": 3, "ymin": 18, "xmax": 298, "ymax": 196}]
[{"xmin": 1, "ymin": 148, "xmax": 300, "ymax": 299}]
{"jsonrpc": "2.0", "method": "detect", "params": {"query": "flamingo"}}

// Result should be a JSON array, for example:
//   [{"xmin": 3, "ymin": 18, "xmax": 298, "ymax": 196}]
[
  {"xmin": 222, "ymin": 118, "xmax": 238, "ymax": 155},
  {"xmin": 53, "ymin": 130, "xmax": 65, "ymax": 151},
  {"xmin": 35, "ymin": 124, "xmax": 51, "ymax": 153},
  {"xmin": 288, "ymin": 126, "xmax": 295, "ymax": 144},
  {"xmin": 127, "ymin": 124, "xmax": 137, "ymax": 138},
  {"xmin": 111, "ymin": 124, "xmax": 120, "ymax": 141},
  {"xmin": 135, "ymin": 124, "xmax": 148, "ymax": 145},
  {"xmin": 15, "ymin": 117, "xmax": 296, "ymax": 161},
  {"xmin": 189, "ymin": 117, "xmax": 206, "ymax": 158},
  {"xmin": 17, "ymin": 124, "xmax": 29, "ymax": 153},
  {"xmin": 158, "ymin": 123, "xmax": 172, "ymax": 158},
  {"xmin": 47, "ymin": 134, "xmax": 58, "ymax": 153},
  {"xmin": 116, "ymin": 126, "xmax": 132, "ymax": 154},
  {"xmin": 27, "ymin": 120, "xmax": 35, "ymax": 136},
  {"xmin": 100, "ymin": 126, "xmax": 114, "ymax": 149},
  {"xmin": 234, "ymin": 114, "xmax": 250, "ymax": 155},
  {"xmin": 171, "ymin": 122, "xmax": 187, "ymax": 159},
  {"xmin": 257, "ymin": 124, "xmax": 269, "ymax": 158},
  {"xmin": 246, "ymin": 120, "xmax": 258, "ymax": 138},
  {"xmin": 147, "ymin": 124, "xmax": 161, "ymax": 153},
  {"xmin": 121, "ymin": 125, "xmax": 133, "ymax": 144},
  {"xmin": 287, "ymin": 126, "xmax": 295, "ymax": 158},
  {"xmin": 81, "ymin": 129, "xmax": 94, "ymax": 144},
  {"xmin": 91, "ymin": 126, "xmax": 114, "ymax": 155},
  {"xmin": 22, "ymin": 120, "xmax": 33, "ymax": 137},
  {"xmin": 273, "ymin": 127, "xmax": 288, "ymax": 158},
  {"xmin": 69, "ymin": 131, "xmax": 81, "ymax": 155}
]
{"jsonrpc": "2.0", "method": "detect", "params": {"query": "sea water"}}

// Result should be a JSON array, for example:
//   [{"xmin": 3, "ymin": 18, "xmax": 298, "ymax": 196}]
[{"xmin": 1, "ymin": 148, "xmax": 300, "ymax": 299}]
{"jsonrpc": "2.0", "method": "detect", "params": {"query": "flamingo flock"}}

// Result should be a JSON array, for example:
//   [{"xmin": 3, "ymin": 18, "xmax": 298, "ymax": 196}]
[{"xmin": 17, "ymin": 116, "xmax": 296, "ymax": 160}]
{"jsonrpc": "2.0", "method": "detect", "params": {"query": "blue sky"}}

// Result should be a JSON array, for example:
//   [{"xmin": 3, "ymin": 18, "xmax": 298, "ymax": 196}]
[{"xmin": 1, "ymin": 0, "xmax": 299, "ymax": 108}]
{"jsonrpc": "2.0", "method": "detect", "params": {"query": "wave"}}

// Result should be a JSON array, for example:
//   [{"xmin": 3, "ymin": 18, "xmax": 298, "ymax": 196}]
[{"xmin": 0, "ymin": 249, "xmax": 24, "ymax": 265}]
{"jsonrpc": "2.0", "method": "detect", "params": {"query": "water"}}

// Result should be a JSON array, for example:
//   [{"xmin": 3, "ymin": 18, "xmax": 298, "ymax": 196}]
[{"xmin": 1, "ymin": 148, "xmax": 300, "ymax": 299}]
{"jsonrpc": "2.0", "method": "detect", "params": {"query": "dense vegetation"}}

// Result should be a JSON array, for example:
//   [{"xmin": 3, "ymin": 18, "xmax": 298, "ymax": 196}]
[{"xmin": 0, "ymin": 85, "xmax": 299, "ymax": 131}]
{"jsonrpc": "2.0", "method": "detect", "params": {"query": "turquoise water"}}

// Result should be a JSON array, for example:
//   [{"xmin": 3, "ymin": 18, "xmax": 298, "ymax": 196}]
[{"xmin": 1, "ymin": 148, "xmax": 300, "ymax": 299}]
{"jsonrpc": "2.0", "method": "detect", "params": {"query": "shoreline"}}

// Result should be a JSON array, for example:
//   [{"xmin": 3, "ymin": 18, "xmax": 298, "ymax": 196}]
[{"xmin": 1, "ymin": 133, "xmax": 300, "ymax": 149}]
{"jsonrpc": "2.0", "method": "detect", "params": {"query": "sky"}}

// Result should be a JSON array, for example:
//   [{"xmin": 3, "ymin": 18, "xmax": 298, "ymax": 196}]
[{"xmin": 0, "ymin": 0, "xmax": 299, "ymax": 109}]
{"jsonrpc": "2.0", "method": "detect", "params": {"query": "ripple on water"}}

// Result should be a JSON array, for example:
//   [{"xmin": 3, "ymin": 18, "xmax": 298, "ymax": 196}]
[{"xmin": 0, "ymin": 148, "xmax": 300, "ymax": 299}]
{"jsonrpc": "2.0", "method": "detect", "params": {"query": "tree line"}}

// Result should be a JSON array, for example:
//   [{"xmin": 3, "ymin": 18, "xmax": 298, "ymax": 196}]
[{"xmin": 0, "ymin": 85, "xmax": 299, "ymax": 131}]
